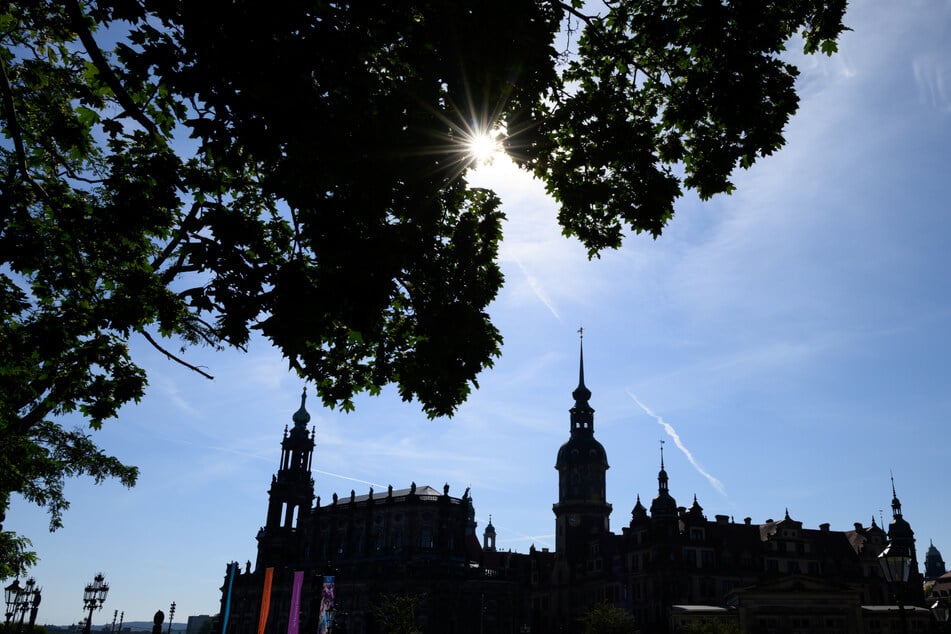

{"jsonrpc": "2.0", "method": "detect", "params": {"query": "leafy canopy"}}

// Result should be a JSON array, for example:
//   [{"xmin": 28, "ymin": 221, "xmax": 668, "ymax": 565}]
[{"xmin": 0, "ymin": 0, "xmax": 848, "ymax": 574}]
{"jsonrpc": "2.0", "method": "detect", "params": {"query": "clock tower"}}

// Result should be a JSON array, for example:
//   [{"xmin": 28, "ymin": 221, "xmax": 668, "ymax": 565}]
[{"xmin": 553, "ymin": 334, "xmax": 612, "ymax": 563}]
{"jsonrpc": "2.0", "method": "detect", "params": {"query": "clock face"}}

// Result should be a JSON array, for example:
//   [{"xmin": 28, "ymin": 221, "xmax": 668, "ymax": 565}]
[{"xmin": 568, "ymin": 514, "xmax": 580, "ymax": 527}]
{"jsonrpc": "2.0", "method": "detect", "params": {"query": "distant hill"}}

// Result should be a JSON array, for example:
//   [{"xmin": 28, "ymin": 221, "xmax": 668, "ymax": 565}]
[
  {"xmin": 113, "ymin": 623, "xmax": 188, "ymax": 633},
  {"xmin": 45, "ymin": 624, "xmax": 188, "ymax": 633}
]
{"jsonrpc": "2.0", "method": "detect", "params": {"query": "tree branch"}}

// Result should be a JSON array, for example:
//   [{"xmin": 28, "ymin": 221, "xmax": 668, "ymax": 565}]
[
  {"xmin": 553, "ymin": 0, "xmax": 659, "ymax": 84},
  {"xmin": 140, "ymin": 330, "xmax": 214, "ymax": 379},
  {"xmin": 63, "ymin": 0, "xmax": 160, "ymax": 138},
  {"xmin": 151, "ymin": 200, "xmax": 201, "ymax": 275},
  {"xmin": 0, "ymin": 55, "xmax": 51, "ymax": 203}
]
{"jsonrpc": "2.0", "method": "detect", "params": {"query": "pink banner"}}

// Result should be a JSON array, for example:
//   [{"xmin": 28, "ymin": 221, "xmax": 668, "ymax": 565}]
[
  {"xmin": 257, "ymin": 567, "xmax": 273, "ymax": 634},
  {"xmin": 286, "ymin": 571, "xmax": 304, "ymax": 634}
]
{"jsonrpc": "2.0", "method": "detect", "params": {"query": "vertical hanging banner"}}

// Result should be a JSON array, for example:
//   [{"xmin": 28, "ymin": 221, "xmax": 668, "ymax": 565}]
[
  {"xmin": 220, "ymin": 562, "xmax": 238, "ymax": 634},
  {"xmin": 317, "ymin": 576, "xmax": 335, "ymax": 634},
  {"xmin": 257, "ymin": 567, "xmax": 274, "ymax": 634},
  {"xmin": 286, "ymin": 571, "xmax": 304, "ymax": 634}
]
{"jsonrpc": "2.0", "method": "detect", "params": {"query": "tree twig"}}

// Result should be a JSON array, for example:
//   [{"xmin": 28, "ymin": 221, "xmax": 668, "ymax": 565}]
[{"xmin": 140, "ymin": 330, "xmax": 214, "ymax": 379}]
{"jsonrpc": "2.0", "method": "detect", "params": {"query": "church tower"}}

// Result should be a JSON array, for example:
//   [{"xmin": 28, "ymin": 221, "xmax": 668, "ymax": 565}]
[
  {"xmin": 553, "ymin": 334, "xmax": 612, "ymax": 562},
  {"xmin": 256, "ymin": 389, "xmax": 316, "ymax": 570},
  {"xmin": 886, "ymin": 475, "xmax": 924, "ymax": 606}
]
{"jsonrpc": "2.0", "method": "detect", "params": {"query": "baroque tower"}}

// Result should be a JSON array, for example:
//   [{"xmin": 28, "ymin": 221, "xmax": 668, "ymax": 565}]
[
  {"xmin": 256, "ymin": 389, "xmax": 316, "ymax": 570},
  {"xmin": 553, "ymin": 334, "xmax": 612, "ymax": 563}
]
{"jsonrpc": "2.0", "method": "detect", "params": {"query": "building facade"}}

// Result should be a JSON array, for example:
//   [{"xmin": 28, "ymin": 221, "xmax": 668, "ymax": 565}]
[{"xmin": 220, "ymin": 345, "xmax": 932, "ymax": 634}]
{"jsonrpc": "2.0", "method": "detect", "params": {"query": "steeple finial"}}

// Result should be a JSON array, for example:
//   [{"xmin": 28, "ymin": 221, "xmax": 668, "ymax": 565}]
[
  {"xmin": 292, "ymin": 387, "xmax": 311, "ymax": 427},
  {"xmin": 572, "ymin": 328, "xmax": 591, "ymax": 404},
  {"xmin": 657, "ymin": 440, "xmax": 669, "ymax": 491}
]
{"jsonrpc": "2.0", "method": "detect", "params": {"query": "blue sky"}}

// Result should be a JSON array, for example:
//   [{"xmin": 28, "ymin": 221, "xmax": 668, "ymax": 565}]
[{"xmin": 7, "ymin": 0, "xmax": 951, "ymax": 625}]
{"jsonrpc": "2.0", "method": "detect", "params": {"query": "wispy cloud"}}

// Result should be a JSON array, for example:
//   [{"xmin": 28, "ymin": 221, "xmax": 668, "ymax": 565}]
[
  {"xmin": 626, "ymin": 391, "xmax": 727, "ymax": 497},
  {"xmin": 913, "ymin": 55, "xmax": 951, "ymax": 111},
  {"xmin": 148, "ymin": 372, "xmax": 201, "ymax": 418}
]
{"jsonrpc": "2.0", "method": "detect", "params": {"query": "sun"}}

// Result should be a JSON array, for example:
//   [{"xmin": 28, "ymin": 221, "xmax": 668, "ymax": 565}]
[{"xmin": 465, "ymin": 126, "xmax": 505, "ymax": 165}]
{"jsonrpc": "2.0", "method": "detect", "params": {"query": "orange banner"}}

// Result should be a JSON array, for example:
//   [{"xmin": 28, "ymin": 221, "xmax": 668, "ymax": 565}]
[{"xmin": 257, "ymin": 567, "xmax": 274, "ymax": 634}]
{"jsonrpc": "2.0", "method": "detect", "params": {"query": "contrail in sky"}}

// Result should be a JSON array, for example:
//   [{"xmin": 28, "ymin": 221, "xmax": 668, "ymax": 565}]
[
  {"xmin": 314, "ymin": 469, "xmax": 385, "ymax": 489},
  {"xmin": 203, "ymin": 442, "xmax": 386, "ymax": 489},
  {"xmin": 626, "ymin": 391, "xmax": 727, "ymax": 497},
  {"xmin": 513, "ymin": 256, "xmax": 561, "ymax": 321}
]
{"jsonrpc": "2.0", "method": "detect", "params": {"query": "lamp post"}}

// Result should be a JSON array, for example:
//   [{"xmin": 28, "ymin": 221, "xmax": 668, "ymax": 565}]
[
  {"xmin": 82, "ymin": 574, "xmax": 109, "ymax": 634},
  {"xmin": 165, "ymin": 603, "xmax": 175, "ymax": 634},
  {"xmin": 878, "ymin": 542, "xmax": 911, "ymax": 634}
]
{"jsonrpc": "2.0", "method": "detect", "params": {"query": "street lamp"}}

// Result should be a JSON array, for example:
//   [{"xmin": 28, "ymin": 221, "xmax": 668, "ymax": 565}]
[
  {"xmin": 878, "ymin": 542, "xmax": 911, "ymax": 634},
  {"xmin": 16, "ymin": 579, "xmax": 36, "ymax": 633},
  {"xmin": 933, "ymin": 600, "xmax": 949, "ymax": 631},
  {"xmin": 4, "ymin": 579, "xmax": 20, "ymax": 627},
  {"xmin": 4, "ymin": 578, "xmax": 38, "ymax": 634},
  {"xmin": 82, "ymin": 574, "xmax": 109, "ymax": 634}
]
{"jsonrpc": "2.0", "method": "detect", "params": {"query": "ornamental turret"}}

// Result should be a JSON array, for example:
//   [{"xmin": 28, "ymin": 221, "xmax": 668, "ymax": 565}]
[{"xmin": 650, "ymin": 442, "xmax": 678, "ymax": 520}]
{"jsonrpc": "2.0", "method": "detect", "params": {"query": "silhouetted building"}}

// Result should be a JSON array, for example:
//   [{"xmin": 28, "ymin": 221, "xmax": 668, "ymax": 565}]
[
  {"xmin": 925, "ymin": 539, "xmax": 947, "ymax": 581},
  {"xmin": 220, "ymin": 344, "xmax": 934, "ymax": 634},
  {"xmin": 186, "ymin": 615, "xmax": 212, "ymax": 634}
]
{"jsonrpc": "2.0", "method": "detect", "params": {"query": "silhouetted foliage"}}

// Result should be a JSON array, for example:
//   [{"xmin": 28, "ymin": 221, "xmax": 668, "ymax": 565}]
[
  {"xmin": 368, "ymin": 593, "xmax": 425, "ymax": 634},
  {"xmin": 578, "ymin": 602, "xmax": 636, "ymax": 634},
  {"xmin": 0, "ymin": 526, "xmax": 37, "ymax": 579},
  {"xmin": 0, "ymin": 0, "xmax": 848, "ymax": 572}
]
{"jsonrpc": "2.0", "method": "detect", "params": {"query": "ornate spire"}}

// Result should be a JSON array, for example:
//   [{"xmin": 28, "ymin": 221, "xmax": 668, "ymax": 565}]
[
  {"xmin": 292, "ymin": 387, "xmax": 311, "ymax": 428},
  {"xmin": 890, "ymin": 471, "xmax": 902, "ymax": 518},
  {"xmin": 650, "ymin": 439, "xmax": 677, "ymax": 518},
  {"xmin": 658, "ymin": 440, "xmax": 669, "ymax": 491},
  {"xmin": 631, "ymin": 495, "xmax": 648, "ymax": 521},
  {"xmin": 572, "ymin": 327, "xmax": 592, "ymax": 407},
  {"xmin": 569, "ymin": 328, "xmax": 594, "ymax": 432}
]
